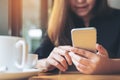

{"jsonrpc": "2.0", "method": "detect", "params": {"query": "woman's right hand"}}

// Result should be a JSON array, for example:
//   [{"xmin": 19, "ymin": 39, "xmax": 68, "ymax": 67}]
[{"xmin": 46, "ymin": 46, "xmax": 73, "ymax": 72}]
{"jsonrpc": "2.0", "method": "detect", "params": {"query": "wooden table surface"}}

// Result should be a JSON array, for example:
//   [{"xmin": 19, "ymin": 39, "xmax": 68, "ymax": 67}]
[{"xmin": 29, "ymin": 72, "xmax": 120, "ymax": 80}]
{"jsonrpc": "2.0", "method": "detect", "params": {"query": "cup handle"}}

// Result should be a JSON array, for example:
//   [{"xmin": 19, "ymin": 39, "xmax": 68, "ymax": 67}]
[{"xmin": 15, "ymin": 40, "xmax": 27, "ymax": 68}]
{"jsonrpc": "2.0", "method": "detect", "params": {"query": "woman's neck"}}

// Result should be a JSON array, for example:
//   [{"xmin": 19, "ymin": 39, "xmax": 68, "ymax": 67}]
[{"xmin": 82, "ymin": 14, "xmax": 93, "ymax": 27}]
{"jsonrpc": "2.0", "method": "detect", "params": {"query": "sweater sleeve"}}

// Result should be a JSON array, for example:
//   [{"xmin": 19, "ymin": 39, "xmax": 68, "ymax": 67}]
[{"xmin": 34, "ymin": 34, "xmax": 54, "ymax": 59}]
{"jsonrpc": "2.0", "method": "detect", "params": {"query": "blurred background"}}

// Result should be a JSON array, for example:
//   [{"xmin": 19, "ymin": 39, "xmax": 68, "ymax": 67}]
[{"xmin": 0, "ymin": 0, "xmax": 120, "ymax": 53}]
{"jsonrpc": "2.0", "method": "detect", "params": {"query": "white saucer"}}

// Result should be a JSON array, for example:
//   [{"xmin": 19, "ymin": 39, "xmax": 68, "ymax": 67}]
[{"xmin": 0, "ymin": 68, "xmax": 45, "ymax": 79}]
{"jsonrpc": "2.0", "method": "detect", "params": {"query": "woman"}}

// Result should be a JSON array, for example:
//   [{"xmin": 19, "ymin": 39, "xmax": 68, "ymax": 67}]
[{"xmin": 35, "ymin": 0, "xmax": 120, "ymax": 74}]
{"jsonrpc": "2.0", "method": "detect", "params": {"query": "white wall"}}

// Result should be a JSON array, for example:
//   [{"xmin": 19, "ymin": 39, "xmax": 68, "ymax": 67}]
[
  {"xmin": 0, "ymin": 0, "xmax": 8, "ymax": 35},
  {"xmin": 108, "ymin": 0, "xmax": 120, "ymax": 9}
]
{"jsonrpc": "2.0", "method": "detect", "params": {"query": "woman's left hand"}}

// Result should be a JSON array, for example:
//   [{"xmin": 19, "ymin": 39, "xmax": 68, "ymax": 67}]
[{"xmin": 69, "ymin": 44, "xmax": 112, "ymax": 74}]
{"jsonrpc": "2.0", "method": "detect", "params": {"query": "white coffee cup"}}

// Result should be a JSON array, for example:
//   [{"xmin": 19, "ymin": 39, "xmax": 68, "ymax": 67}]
[
  {"xmin": 24, "ymin": 54, "xmax": 38, "ymax": 69},
  {"xmin": 0, "ymin": 36, "xmax": 27, "ymax": 72}
]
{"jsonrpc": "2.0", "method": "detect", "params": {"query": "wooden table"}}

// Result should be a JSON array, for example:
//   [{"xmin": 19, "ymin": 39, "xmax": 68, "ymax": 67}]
[{"xmin": 29, "ymin": 72, "xmax": 120, "ymax": 80}]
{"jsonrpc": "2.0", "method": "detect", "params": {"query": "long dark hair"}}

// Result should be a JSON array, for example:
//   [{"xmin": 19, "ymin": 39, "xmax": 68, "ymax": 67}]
[
  {"xmin": 93, "ymin": 0, "xmax": 112, "ymax": 16},
  {"xmin": 48, "ymin": 0, "xmax": 112, "ymax": 46}
]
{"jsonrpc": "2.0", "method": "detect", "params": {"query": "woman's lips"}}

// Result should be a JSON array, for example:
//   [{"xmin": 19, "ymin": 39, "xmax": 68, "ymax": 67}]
[{"xmin": 75, "ymin": 5, "xmax": 88, "ymax": 11}]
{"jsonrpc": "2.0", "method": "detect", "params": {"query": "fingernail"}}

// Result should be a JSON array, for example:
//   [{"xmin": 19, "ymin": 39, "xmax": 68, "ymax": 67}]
[
  {"xmin": 63, "ymin": 69, "xmax": 66, "ymax": 72},
  {"xmin": 70, "ymin": 63, "xmax": 72, "ymax": 65},
  {"xmin": 68, "ymin": 62, "xmax": 72, "ymax": 65}
]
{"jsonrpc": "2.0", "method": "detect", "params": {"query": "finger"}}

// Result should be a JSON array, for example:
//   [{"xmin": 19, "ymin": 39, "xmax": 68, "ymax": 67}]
[
  {"xmin": 54, "ymin": 47, "xmax": 72, "ymax": 65},
  {"xmin": 71, "ymin": 47, "xmax": 96, "ymax": 59},
  {"xmin": 58, "ymin": 46, "xmax": 73, "ymax": 51},
  {"xmin": 71, "ymin": 57, "xmax": 87, "ymax": 72},
  {"xmin": 76, "ymin": 64, "xmax": 88, "ymax": 73},
  {"xmin": 71, "ymin": 55, "xmax": 79, "ymax": 67},
  {"xmin": 96, "ymin": 44, "xmax": 109, "ymax": 57},
  {"xmin": 58, "ymin": 46, "xmax": 73, "ymax": 65},
  {"xmin": 69, "ymin": 52, "xmax": 91, "ymax": 66},
  {"xmin": 76, "ymin": 65, "xmax": 90, "ymax": 74},
  {"xmin": 47, "ymin": 58, "xmax": 65, "ymax": 71},
  {"xmin": 53, "ymin": 54, "xmax": 68, "ymax": 70},
  {"xmin": 64, "ymin": 53, "xmax": 72, "ymax": 65}
]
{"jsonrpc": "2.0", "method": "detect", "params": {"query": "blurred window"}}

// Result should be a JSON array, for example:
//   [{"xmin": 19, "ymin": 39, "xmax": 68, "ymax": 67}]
[{"xmin": 22, "ymin": 0, "xmax": 53, "ymax": 53}]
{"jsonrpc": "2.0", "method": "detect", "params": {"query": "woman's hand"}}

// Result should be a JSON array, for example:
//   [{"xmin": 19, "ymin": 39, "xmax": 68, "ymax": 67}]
[
  {"xmin": 46, "ymin": 46, "xmax": 73, "ymax": 72},
  {"xmin": 69, "ymin": 44, "xmax": 112, "ymax": 74}
]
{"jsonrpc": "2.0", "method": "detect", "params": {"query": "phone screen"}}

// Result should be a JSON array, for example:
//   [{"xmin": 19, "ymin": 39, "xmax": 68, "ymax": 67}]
[{"xmin": 71, "ymin": 27, "xmax": 96, "ymax": 52}]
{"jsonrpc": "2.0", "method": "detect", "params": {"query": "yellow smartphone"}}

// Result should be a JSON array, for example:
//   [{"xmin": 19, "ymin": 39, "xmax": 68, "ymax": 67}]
[{"xmin": 71, "ymin": 27, "xmax": 97, "ymax": 52}]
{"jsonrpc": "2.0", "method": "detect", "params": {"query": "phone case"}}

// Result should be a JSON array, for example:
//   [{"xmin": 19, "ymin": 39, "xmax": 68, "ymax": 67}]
[{"xmin": 71, "ymin": 27, "xmax": 96, "ymax": 52}]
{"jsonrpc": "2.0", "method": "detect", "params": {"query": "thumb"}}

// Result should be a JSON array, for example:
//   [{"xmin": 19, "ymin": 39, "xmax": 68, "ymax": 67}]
[{"xmin": 96, "ymin": 44, "xmax": 109, "ymax": 57}]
